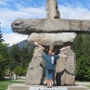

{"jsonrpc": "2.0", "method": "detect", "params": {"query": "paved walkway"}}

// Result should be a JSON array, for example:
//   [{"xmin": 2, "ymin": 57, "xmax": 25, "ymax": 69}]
[
  {"xmin": 13, "ymin": 79, "xmax": 90, "ymax": 86},
  {"xmin": 75, "ymin": 81, "xmax": 90, "ymax": 86}
]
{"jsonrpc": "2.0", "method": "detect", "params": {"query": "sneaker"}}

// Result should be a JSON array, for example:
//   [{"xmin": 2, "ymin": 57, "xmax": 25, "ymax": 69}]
[
  {"xmin": 50, "ymin": 86, "xmax": 52, "ymax": 88},
  {"xmin": 47, "ymin": 86, "xmax": 49, "ymax": 88}
]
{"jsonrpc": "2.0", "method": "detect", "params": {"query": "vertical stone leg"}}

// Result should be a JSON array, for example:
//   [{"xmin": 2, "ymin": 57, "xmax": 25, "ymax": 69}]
[
  {"xmin": 25, "ymin": 46, "xmax": 45, "ymax": 85},
  {"xmin": 56, "ymin": 49, "xmax": 76, "ymax": 86}
]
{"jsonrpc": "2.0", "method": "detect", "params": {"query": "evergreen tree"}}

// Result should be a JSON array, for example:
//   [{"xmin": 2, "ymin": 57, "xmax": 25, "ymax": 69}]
[
  {"xmin": 73, "ymin": 34, "xmax": 90, "ymax": 81},
  {"xmin": 9, "ymin": 44, "xmax": 20, "ymax": 68},
  {"xmin": 20, "ymin": 46, "xmax": 33, "ymax": 69},
  {"xmin": 0, "ymin": 24, "xmax": 4, "ymax": 42},
  {"xmin": 0, "ymin": 43, "xmax": 9, "ymax": 80},
  {"xmin": 9, "ymin": 44, "xmax": 33, "ymax": 76},
  {"xmin": 0, "ymin": 25, "xmax": 9, "ymax": 79}
]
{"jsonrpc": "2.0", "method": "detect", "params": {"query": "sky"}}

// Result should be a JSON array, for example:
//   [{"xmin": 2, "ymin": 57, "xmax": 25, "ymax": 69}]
[{"xmin": 1, "ymin": 0, "xmax": 90, "ymax": 46}]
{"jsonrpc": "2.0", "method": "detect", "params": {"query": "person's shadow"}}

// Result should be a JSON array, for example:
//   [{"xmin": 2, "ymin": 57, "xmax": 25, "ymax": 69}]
[{"xmin": 56, "ymin": 69, "xmax": 75, "ymax": 86}]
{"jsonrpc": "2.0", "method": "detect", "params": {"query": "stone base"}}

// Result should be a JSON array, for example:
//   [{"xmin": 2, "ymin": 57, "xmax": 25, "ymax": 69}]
[{"xmin": 7, "ymin": 84, "xmax": 89, "ymax": 90}]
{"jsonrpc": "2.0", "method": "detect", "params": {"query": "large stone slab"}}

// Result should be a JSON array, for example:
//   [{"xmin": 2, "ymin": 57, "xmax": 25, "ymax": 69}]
[
  {"xmin": 7, "ymin": 84, "xmax": 89, "ymax": 90},
  {"xmin": 11, "ymin": 19, "xmax": 90, "ymax": 34},
  {"xmin": 26, "ymin": 32, "xmax": 77, "ymax": 46},
  {"xmin": 25, "ymin": 47, "xmax": 45, "ymax": 85},
  {"xmin": 56, "ymin": 48, "xmax": 76, "ymax": 86}
]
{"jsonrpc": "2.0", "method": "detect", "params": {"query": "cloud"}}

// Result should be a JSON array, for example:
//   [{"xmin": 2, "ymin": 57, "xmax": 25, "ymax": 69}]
[
  {"xmin": 59, "ymin": 5, "xmax": 90, "ymax": 19},
  {"xmin": 3, "ymin": 33, "xmax": 28, "ymax": 46},
  {"xmin": 0, "ymin": 0, "xmax": 9, "ymax": 6}
]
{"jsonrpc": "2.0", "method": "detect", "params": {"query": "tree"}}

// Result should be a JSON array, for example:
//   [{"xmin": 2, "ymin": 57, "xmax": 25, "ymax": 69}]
[
  {"xmin": 9, "ymin": 44, "xmax": 34, "ymax": 76},
  {"xmin": 9, "ymin": 44, "xmax": 20, "ymax": 68},
  {"xmin": 0, "ymin": 28, "xmax": 9, "ymax": 80},
  {"xmin": 0, "ymin": 24, "xmax": 4, "ymax": 42},
  {"xmin": 0, "ymin": 42, "xmax": 9, "ymax": 80},
  {"xmin": 13, "ymin": 66, "xmax": 23, "ymax": 77},
  {"xmin": 19, "ymin": 46, "xmax": 33, "ymax": 69},
  {"xmin": 72, "ymin": 34, "xmax": 90, "ymax": 81}
]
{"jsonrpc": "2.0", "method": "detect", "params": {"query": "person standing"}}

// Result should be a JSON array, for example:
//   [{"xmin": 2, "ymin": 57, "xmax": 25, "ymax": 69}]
[{"xmin": 34, "ymin": 50, "xmax": 67, "ymax": 88}]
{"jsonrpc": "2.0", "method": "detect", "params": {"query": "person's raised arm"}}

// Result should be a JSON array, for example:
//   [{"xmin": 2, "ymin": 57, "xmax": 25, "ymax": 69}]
[
  {"xmin": 34, "ymin": 42, "xmax": 45, "ymax": 50},
  {"xmin": 33, "ymin": 53, "xmax": 41, "ymax": 57},
  {"xmin": 59, "ymin": 54, "xmax": 67, "ymax": 58},
  {"xmin": 60, "ymin": 46, "xmax": 71, "ymax": 51}
]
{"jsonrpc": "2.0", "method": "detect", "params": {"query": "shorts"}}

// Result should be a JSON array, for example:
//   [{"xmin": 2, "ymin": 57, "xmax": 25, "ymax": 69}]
[{"xmin": 46, "ymin": 70, "xmax": 54, "ymax": 80}]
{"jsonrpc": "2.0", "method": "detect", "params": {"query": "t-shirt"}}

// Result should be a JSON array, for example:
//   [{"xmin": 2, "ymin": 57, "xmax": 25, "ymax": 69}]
[
  {"xmin": 44, "ymin": 48, "xmax": 60, "ymax": 64},
  {"xmin": 42, "ymin": 54, "xmax": 59, "ymax": 70}
]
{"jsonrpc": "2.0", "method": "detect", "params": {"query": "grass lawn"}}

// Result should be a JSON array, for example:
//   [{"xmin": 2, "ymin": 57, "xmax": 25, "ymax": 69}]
[
  {"xmin": 85, "ymin": 85, "xmax": 90, "ymax": 89},
  {"xmin": 0, "ymin": 79, "xmax": 24, "ymax": 90}
]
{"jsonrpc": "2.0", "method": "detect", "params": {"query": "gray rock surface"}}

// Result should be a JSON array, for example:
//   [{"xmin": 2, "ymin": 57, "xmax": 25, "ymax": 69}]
[
  {"xmin": 7, "ymin": 84, "xmax": 90, "ymax": 90},
  {"xmin": 46, "ymin": 0, "xmax": 60, "ymax": 18},
  {"xmin": 25, "ymin": 45, "xmax": 76, "ymax": 86},
  {"xmin": 11, "ymin": 19, "xmax": 90, "ymax": 34},
  {"xmin": 26, "ymin": 32, "xmax": 77, "ymax": 46},
  {"xmin": 25, "ymin": 47, "xmax": 45, "ymax": 85},
  {"xmin": 56, "ymin": 48, "xmax": 76, "ymax": 86}
]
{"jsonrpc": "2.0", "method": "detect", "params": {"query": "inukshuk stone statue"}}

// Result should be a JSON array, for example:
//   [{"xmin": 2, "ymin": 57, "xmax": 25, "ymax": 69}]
[{"xmin": 11, "ymin": 0, "xmax": 90, "ymax": 86}]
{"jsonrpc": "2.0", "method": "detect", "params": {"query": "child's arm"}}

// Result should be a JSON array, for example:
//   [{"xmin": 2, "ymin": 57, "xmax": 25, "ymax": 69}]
[
  {"xmin": 34, "ymin": 42, "xmax": 45, "ymax": 50},
  {"xmin": 33, "ymin": 53, "xmax": 41, "ymax": 57},
  {"xmin": 59, "ymin": 54, "xmax": 67, "ymax": 58},
  {"xmin": 60, "ymin": 46, "xmax": 71, "ymax": 51}
]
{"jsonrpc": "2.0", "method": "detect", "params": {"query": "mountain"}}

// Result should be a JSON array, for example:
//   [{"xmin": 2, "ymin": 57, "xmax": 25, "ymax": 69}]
[{"xmin": 7, "ymin": 40, "xmax": 34, "ymax": 50}]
